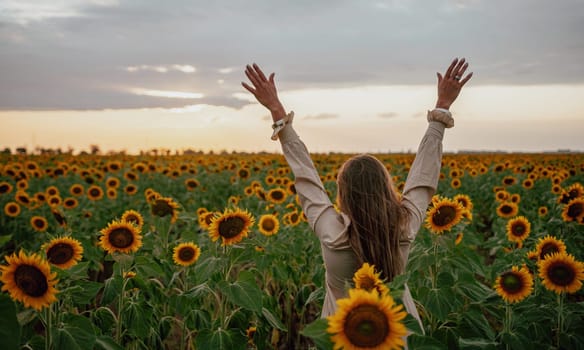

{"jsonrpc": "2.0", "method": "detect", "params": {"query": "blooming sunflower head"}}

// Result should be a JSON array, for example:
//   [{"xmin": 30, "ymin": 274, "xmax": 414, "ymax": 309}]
[
  {"xmin": 506, "ymin": 216, "xmax": 531, "ymax": 243},
  {"xmin": 496, "ymin": 201, "xmax": 519, "ymax": 219},
  {"xmin": 0, "ymin": 250, "xmax": 59, "ymax": 310},
  {"xmin": 172, "ymin": 242, "xmax": 201, "ymax": 266},
  {"xmin": 208, "ymin": 208, "xmax": 255, "ymax": 246},
  {"xmin": 561, "ymin": 197, "xmax": 584, "ymax": 223},
  {"xmin": 99, "ymin": 219, "xmax": 142, "ymax": 254},
  {"xmin": 327, "ymin": 288, "xmax": 407, "ymax": 350},
  {"xmin": 121, "ymin": 209, "xmax": 144, "ymax": 229},
  {"xmin": 494, "ymin": 266, "xmax": 533, "ymax": 303},
  {"xmin": 43, "ymin": 236, "xmax": 84, "ymax": 269},
  {"xmin": 425, "ymin": 197, "xmax": 464, "ymax": 234},
  {"xmin": 535, "ymin": 235, "xmax": 567, "ymax": 260},
  {"xmin": 30, "ymin": 216, "xmax": 49, "ymax": 232},
  {"xmin": 538, "ymin": 252, "xmax": 584, "ymax": 294},
  {"xmin": 258, "ymin": 214, "xmax": 279, "ymax": 236},
  {"xmin": 267, "ymin": 188, "xmax": 287, "ymax": 204},
  {"xmin": 353, "ymin": 263, "xmax": 389, "ymax": 296},
  {"xmin": 150, "ymin": 197, "xmax": 180, "ymax": 223}
]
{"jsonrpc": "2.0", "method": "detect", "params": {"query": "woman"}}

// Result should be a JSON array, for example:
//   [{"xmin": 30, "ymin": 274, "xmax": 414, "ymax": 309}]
[{"xmin": 242, "ymin": 59, "xmax": 472, "ymax": 330}]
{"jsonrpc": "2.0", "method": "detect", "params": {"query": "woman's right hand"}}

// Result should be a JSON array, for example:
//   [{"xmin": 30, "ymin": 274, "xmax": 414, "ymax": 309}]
[
  {"xmin": 242, "ymin": 63, "xmax": 286, "ymax": 120},
  {"xmin": 435, "ymin": 58, "xmax": 473, "ymax": 110}
]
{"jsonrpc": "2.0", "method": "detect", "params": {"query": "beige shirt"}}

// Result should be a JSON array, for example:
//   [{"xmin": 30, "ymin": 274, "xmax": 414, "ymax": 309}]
[{"xmin": 278, "ymin": 118, "xmax": 446, "ymax": 332}]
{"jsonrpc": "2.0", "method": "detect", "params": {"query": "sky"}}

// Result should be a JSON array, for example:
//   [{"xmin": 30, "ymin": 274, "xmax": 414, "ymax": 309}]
[{"xmin": 0, "ymin": 0, "xmax": 583, "ymax": 154}]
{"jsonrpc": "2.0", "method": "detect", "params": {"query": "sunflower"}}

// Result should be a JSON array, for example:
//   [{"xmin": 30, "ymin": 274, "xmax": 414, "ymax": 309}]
[
  {"xmin": 510, "ymin": 194, "xmax": 521, "ymax": 204},
  {"xmin": 63, "ymin": 197, "xmax": 79, "ymax": 210},
  {"xmin": 237, "ymin": 167, "xmax": 250, "ymax": 180},
  {"xmin": 87, "ymin": 185, "xmax": 104, "ymax": 201},
  {"xmin": 425, "ymin": 197, "xmax": 464, "ymax": 234},
  {"xmin": 495, "ymin": 190, "xmax": 510, "ymax": 202},
  {"xmin": 124, "ymin": 171, "xmax": 139, "ymax": 181},
  {"xmin": 150, "ymin": 197, "xmax": 180, "ymax": 223},
  {"xmin": 121, "ymin": 209, "xmax": 144, "ymax": 229},
  {"xmin": 494, "ymin": 266, "xmax": 533, "ymax": 303},
  {"xmin": 258, "ymin": 214, "xmax": 280, "ymax": 236},
  {"xmin": 538, "ymin": 206, "xmax": 548, "ymax": 217},
  {"xmin": 198, "ymin": 211, "xmax": 218, "ymax": 230},
  {"xmin": 496, "ymin": 202, "xmax": 519, "ymax": 219},
  {"xmin": 51, "ymin": 208, "xmax": 67, "ymax": 228},
  {"xmin": 0, "ymin": 250, "xmax": 58, "ymax": 310},
  {"xmin": 34, "ymin": 192, "xmax": 47, "ymax": 203},
  {"xmin": 4, "ymin": 202, "xmax": 21, "ymax": 217},
  {"xmin": 538, "ymin": 252, "xmax": 584, "ymax": 294},
  {"xmin": 0, "ymin": 181, "xmax": 14, "ymax": 195},
  {"xmin": 267, "ymin": 188, "xmax": 287, "ymax": 204},
  {"xmin": 43, "ymin": 236, "xmax": 84, "ymax": 269},
  {"xmin": 15, "ymin": 191, "xmax": 31, "ymax": 206},
  {"xmin": 246, "ymin": 326, "xmax": 257, "ymax": 345},
  {"xmin": 172, "ymin": 242, "xmax": 201, "ymax": 266},
  {"xmin": 106, "ymin": 177, "xmax": 120, "ymax": 189},
  {"xmin": 45, "ymin": 185, "xmax": 60, "ymax": 197},
  {"xmin": 47, "ymin": 195, "xmax": 61, "ymax": 207},
  {"xmin": 184, "ymin": 178, "xmax": 200, "ymax": 191},
  {"xmin": 353, "ymin": 263, "xmax": 389, "ymax": 296},
  {"xmin": 283, "ymin": 211, "xmax": 302, "ymax": 227},
  {"xmin": 522, "ymin": 179, "xmax": 534, "ymax": 190},
  {"xmin": 502, "ymin": 176, "xmax": 516, "ymax": 186},
  {"xmin": 566, "ymin": 183, "xmax": 584, "ymax": 199},
  {"xmin": 244, "ymin": 186, "xmax": 255, "ymax": 196},
  {"xmin": 30, "ymin": 216, "xmax": 49, "ymax": 232},
  {"xmin": 124, "ymin": 184, "xmax": 138, "ymax": 195},
  {"xmin": 506, "ymin": 216, "xmax": 531, "ymax": 243},
  {"xmin": 453, "ymin": 194, "xmax": 473, "ymax": 212},
  {"xmin": 561, "ymin": 197, "xmax": 584, "ymax": 222},
  {"xmin": 535, "ymin": 235, "xmax": 567, "ymax": 260},
  {"xmin": 208, "ymin": 208, "xmax": 255, "ymax": 246},
  {"xmin": 327, "ymin": 288, "xmax": 407, "ymax": 350},
  {"xmin": 99, "ymin": 219, "xmax": 142, "ymax": 254},
  {"xmin": 450, "ymin": 178, "xmax": 461, "ymax": 189}
]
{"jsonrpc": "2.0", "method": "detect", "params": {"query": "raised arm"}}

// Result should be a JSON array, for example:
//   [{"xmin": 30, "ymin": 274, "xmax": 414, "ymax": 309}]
[
  {"xmin": 401, "ymin": 58, "xmax": 473, "ymax": 238},
  {"xmin": 242, "ymin": 64, "xmax": 341, "ymax": 239}
]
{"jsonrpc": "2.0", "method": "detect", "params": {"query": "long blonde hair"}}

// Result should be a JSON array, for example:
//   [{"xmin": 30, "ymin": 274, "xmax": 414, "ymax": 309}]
[{"xmin": 336, "ymin": 154, "xmax": 408, "ymax": 281}]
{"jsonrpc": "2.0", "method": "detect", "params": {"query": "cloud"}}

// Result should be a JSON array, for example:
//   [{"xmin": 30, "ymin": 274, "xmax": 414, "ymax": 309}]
[
  {"xmin": 0, "ymin": 0, "xmax": 583, "ymax": 111},
  {"xmin": 378, "ymin": 112, "xmax": 399, "ymax": 119},
  {"xmin": 129, "ymin": 88, "xmax": 203, "ymax": 99},
  {"xmin": 303, "ymin": 113, "xmax": 339, "ymax": 120}
]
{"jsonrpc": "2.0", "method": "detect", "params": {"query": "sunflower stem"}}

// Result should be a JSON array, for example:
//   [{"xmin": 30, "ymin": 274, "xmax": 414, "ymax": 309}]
[
  {"xmin": 504, "ymin": 302, "xmax": 512, "ymax": 350},
  {"xmin": 557, "ymin": 292, "xmax": 564, "ymax": 349},
  {"xmin": 43, "ymin": 303, "xmax": 53, "ymax": 350},
  {"xmin": 116, "ymin": 259, "xmax": 130, "ymax": 345}
]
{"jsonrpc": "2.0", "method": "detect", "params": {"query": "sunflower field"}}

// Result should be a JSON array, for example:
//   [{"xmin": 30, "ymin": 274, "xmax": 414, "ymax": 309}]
[{"xmin": 1, "ymin": 151, "xmax": 583, "ymax": 350}]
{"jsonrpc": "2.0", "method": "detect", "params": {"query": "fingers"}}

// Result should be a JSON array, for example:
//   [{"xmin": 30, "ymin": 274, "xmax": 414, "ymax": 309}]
[
  {"xmin": 241, "ymin": 81, "xmax": 256, "ymax": 95},
  {"xmin": 444, "ymin": 58, "xmax": 458, "ymax": 79},
  {"xmin": 436, "ymin": 72, "xmax": 443, "ymax": 84},
  {"xmin": 459, "ymin": 71, "xmax": 473, "ymax": 86},
  {"xmin": 245, "ymin": 65, "xmax": 262, "ymax": 88},
  {"xmin": 253, "ymin": 63, "xmax": 268, "ymax": 83}
]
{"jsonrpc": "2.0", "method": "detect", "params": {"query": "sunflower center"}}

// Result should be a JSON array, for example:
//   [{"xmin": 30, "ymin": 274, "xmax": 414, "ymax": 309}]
[
  {"xmin": 0, "ymin": 184, "xmax": 9, "ymax": 193},
  {"xmin": 567, "ymin": 202, "xmax": 583, "ymax": 219},
  {"xmin": 500, "ymin": 272, "xmax": 523, "ymax": 294},
  {"xmin": 125, "ymin": 215, "xmax": 140, "ymax": 225},
  {"xmin": 344, "ymin": 304, "xmax": 389, "ymax": 348},
  {"xmin": 540, "ymin": 243, "xmax": 559, "ymax": 259},
  {"xmin": 33, "ymin": 218, "xmax": 46, "ymax": 228},
  {"xmin": 178, "ymin": 247, "xmax": 195, "ymax": 261},
  {"xmin": 89, "ymin": 188, "xmax": 101, "ymax": 197},
  {"xmin": 500, "ymin": 205, "xmax": 512, "ymax": 214},
  {"xmin": 218, "ymin": 217, "xmax": 245, "ymax": 239},
  {"xmin": 261, "ymin": 219, "xmax": 276, "ymax": 231},
  {"xmin": 271, "ymin": 191, "xmax": 284, "ymax": 200},
  {"xmin": 548, "ymin": 263, "xmax": 575, "ymax": 286},
  {"xmin": 432, "ymin": 205, "xmax": 457, "ymax": 226},
  {"xmin": 152, "ymin": 199, "xmax": 173, "ymax": 217},
  {"xmin": 14, "ymin": 265, "xmax": 48, "ymax": 297},
  {"xmin": 511, "ymin": 223, "xmax": 526, "ymax": 236},
  {"xmin": 47, "ymin": 243, "xmax": 74, "ymax": 265},
  {"xmin": 108, "ymin": 228, "xmax": 134, "ymax": 248},
  {"xmin": 358, "ymin": 277, "xmax": 376, "ymax": 292},
  {"xmin": 8, "ymin": 205, "xmax": 18, "ymax": 214}
]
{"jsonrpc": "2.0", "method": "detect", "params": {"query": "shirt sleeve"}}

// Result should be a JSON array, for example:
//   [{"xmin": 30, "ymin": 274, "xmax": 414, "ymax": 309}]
[
  {"xmin": 400, "ymin": 121, "xmax": 446, "ymax": 245},
  {"xmin": 277, "ymin": 123, "xmax": 348, "ymax": 247}
]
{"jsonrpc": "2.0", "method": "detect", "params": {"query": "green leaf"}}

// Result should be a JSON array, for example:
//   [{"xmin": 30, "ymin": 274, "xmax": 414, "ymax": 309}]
[
  {"xmin": 459, "ymin": 337, "xmax": 498, "ymax": 350},
  {"xmin": 407, "ymin": 333, "xmax": 448, "ymax": 349},
  {"xmin": 52, "ymin": 314, "xmax": 96, "ymax": 350},
  {"xmin": 196, "ymin": 328, "xmax": 246, "ymax": 350},
  {"xmin": 0, "ymin": 234, "xmax": 12, "ymax": 249},
  {"xmin": 100, "ymin": 275, "xmax": 122, "ymax": 305},
  {"xmin": 220, "ymin": 272, "xmax": 263, "ymax": 313},
  {"xmin": 0, "ymin": 294, "xmax": 21, "ymax": 350},
  {"xmin": 300, "ymin": 318, "xmax": 333, "ymax": 350},
  {"xmin": 94, "ymin": 335, "xmax": 124, "ymax": 350},
  {"xmin": 262, "ymin": 307, "xmax": 286, "ymax": 331},
  {"xmin": 71, "ymin": 280, "xmax": 103, "ymax": 305}
]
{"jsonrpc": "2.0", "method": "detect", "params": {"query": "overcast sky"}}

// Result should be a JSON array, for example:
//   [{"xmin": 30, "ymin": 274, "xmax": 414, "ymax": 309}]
[{"xmin": 1, "ymin": 0, "xmax": 583, "ymax": 153}]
